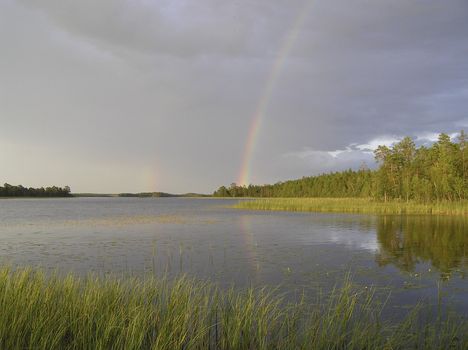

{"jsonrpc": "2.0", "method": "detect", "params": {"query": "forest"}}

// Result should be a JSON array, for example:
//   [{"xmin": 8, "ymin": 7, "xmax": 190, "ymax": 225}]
[
  {"xmin": 214, "ymin": 132, "xmax": 467, "ymax": 201},
  {"xmin": 0, "ymin": 183, "xmax": 71, "ymax": 197}
]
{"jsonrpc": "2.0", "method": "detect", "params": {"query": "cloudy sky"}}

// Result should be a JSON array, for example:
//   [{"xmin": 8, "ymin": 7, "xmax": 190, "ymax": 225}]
[{"xmin": 1, "ymin": 0, "xmax": 467, "ymax": 193}]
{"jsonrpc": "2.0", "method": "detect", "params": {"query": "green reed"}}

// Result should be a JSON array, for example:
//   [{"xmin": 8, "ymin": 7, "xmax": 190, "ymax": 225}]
[
  {"xmin": 234, "ymin": 198, "xmax": 468, "ymax": 216},
  {"xmin": 0, "ymin": 267, "xmax": 466, "ymax": 349}
]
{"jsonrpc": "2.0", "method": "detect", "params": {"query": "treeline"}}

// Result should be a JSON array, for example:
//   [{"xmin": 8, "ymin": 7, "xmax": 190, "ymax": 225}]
[
  {"xmin": 0, "ymin": 183, "xmax": 71, "ymax": 197},
  {"xmin": 214, "ymin": 132, "xmax": 467, "ymax": 201}
]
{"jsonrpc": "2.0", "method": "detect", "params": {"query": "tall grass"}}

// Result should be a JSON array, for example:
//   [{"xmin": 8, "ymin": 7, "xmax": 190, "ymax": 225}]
[
  {"xmin": 0, "ymin": 267, "xmax": 466, "ymax": 349},
  {"xmin": 234, "ymin": 198, "xmax": 468, "ymax": 216}
]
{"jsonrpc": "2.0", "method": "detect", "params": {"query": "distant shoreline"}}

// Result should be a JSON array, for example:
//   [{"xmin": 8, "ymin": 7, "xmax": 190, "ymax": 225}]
[
  {"xmin": 0, "ymin": 193, "xmax": 212, "ymax": 199},
  {"xmin": 73, "ymin": 192, "xmax": 211, "ymax": 198}
]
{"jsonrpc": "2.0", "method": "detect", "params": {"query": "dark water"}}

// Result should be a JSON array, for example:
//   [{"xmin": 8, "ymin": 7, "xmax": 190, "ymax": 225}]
[{"xmin": 0, "ymin": 197, "xmax": 467, "ymax": 315}]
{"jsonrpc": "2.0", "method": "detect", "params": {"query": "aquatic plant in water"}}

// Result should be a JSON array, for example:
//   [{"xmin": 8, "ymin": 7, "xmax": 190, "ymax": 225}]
[{"xmin": 0, "ymin": 267, "xmax": 466, "ymax": 349}]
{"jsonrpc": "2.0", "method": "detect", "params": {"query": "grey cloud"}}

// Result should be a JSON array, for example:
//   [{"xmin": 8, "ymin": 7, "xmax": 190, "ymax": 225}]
[
  {"xmin": 1, "ymin": 0, "xmax": 467, "ymax": 192},
  {"xmin": 17, "ymin": 0, "xmax": 290, "ymax": 58}
]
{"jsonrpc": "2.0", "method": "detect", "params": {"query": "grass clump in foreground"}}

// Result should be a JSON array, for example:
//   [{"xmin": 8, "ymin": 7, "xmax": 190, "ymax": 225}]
[
  {"xmin": 0, "ymin": 267, "xmax": 467, "ymax": 349},
  {"xmin": 234, "ymin": 198, "xmax": 468, "ymax": 216}
]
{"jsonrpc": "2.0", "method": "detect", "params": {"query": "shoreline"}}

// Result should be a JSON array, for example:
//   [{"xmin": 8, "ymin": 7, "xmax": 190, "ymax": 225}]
[{"xmin": 233, "ymin": 198, "xmax": 468, "ymax": 216}]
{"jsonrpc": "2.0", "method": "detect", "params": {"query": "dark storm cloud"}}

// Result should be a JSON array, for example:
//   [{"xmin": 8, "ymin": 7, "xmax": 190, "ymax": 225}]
[{"xmin": 1, "ymin": 0, "xmax": 467, "ymax": 192}]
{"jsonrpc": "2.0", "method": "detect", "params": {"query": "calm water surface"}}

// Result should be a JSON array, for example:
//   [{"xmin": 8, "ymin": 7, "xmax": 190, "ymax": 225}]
[{"xmin": 0, "ymin": 197, "xmax": 467, "ymax": 315}]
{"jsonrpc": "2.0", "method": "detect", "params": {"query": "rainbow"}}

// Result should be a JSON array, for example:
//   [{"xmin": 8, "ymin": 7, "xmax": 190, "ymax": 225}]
[{"xmin": 237, "ymin": 0, "xmax": 313, "ymax": 186}]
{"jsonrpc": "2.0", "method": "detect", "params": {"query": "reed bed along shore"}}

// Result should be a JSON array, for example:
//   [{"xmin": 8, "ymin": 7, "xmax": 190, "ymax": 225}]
[
  {"xmin": 1, "ymin": 267, "xmax": 467, "ymax": 349},
  {"xmin": 233, "ymin": 198, "xmax": 468, "ymax": 216}
]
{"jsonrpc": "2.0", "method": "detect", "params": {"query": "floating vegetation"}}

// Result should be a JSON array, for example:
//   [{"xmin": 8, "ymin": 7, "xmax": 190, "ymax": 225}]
[
  {"xmin": 234, "ymin": 198, "xmax": 468, "ymax": 216},
  {"xmin": 62, "ymin": 214, "xmax": 191, "ymax": 227},
  {"xmin": 0, "ymin": 267, "xmax": 466, "ymax": 349}
]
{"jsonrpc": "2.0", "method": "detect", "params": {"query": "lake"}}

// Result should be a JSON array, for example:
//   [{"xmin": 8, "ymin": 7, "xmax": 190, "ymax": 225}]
[{"xmin": 1, "ymin": 197, "xmax": 467, "ymax": 317}]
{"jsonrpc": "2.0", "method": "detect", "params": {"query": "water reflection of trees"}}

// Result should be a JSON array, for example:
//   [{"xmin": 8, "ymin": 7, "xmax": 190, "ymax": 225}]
[{"xmin": 375, "ymin": 216, "xmax": 467, "ymax": 274}]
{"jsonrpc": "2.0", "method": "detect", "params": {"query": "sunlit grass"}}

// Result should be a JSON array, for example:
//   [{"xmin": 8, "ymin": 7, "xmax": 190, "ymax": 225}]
[
  {"xmin": 234, "ymin": 198, "xmax": 468, "ymax": 216},
  {"xmin": 0, "ymin": 267, "xmax": 467, "ymax": 349}
]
